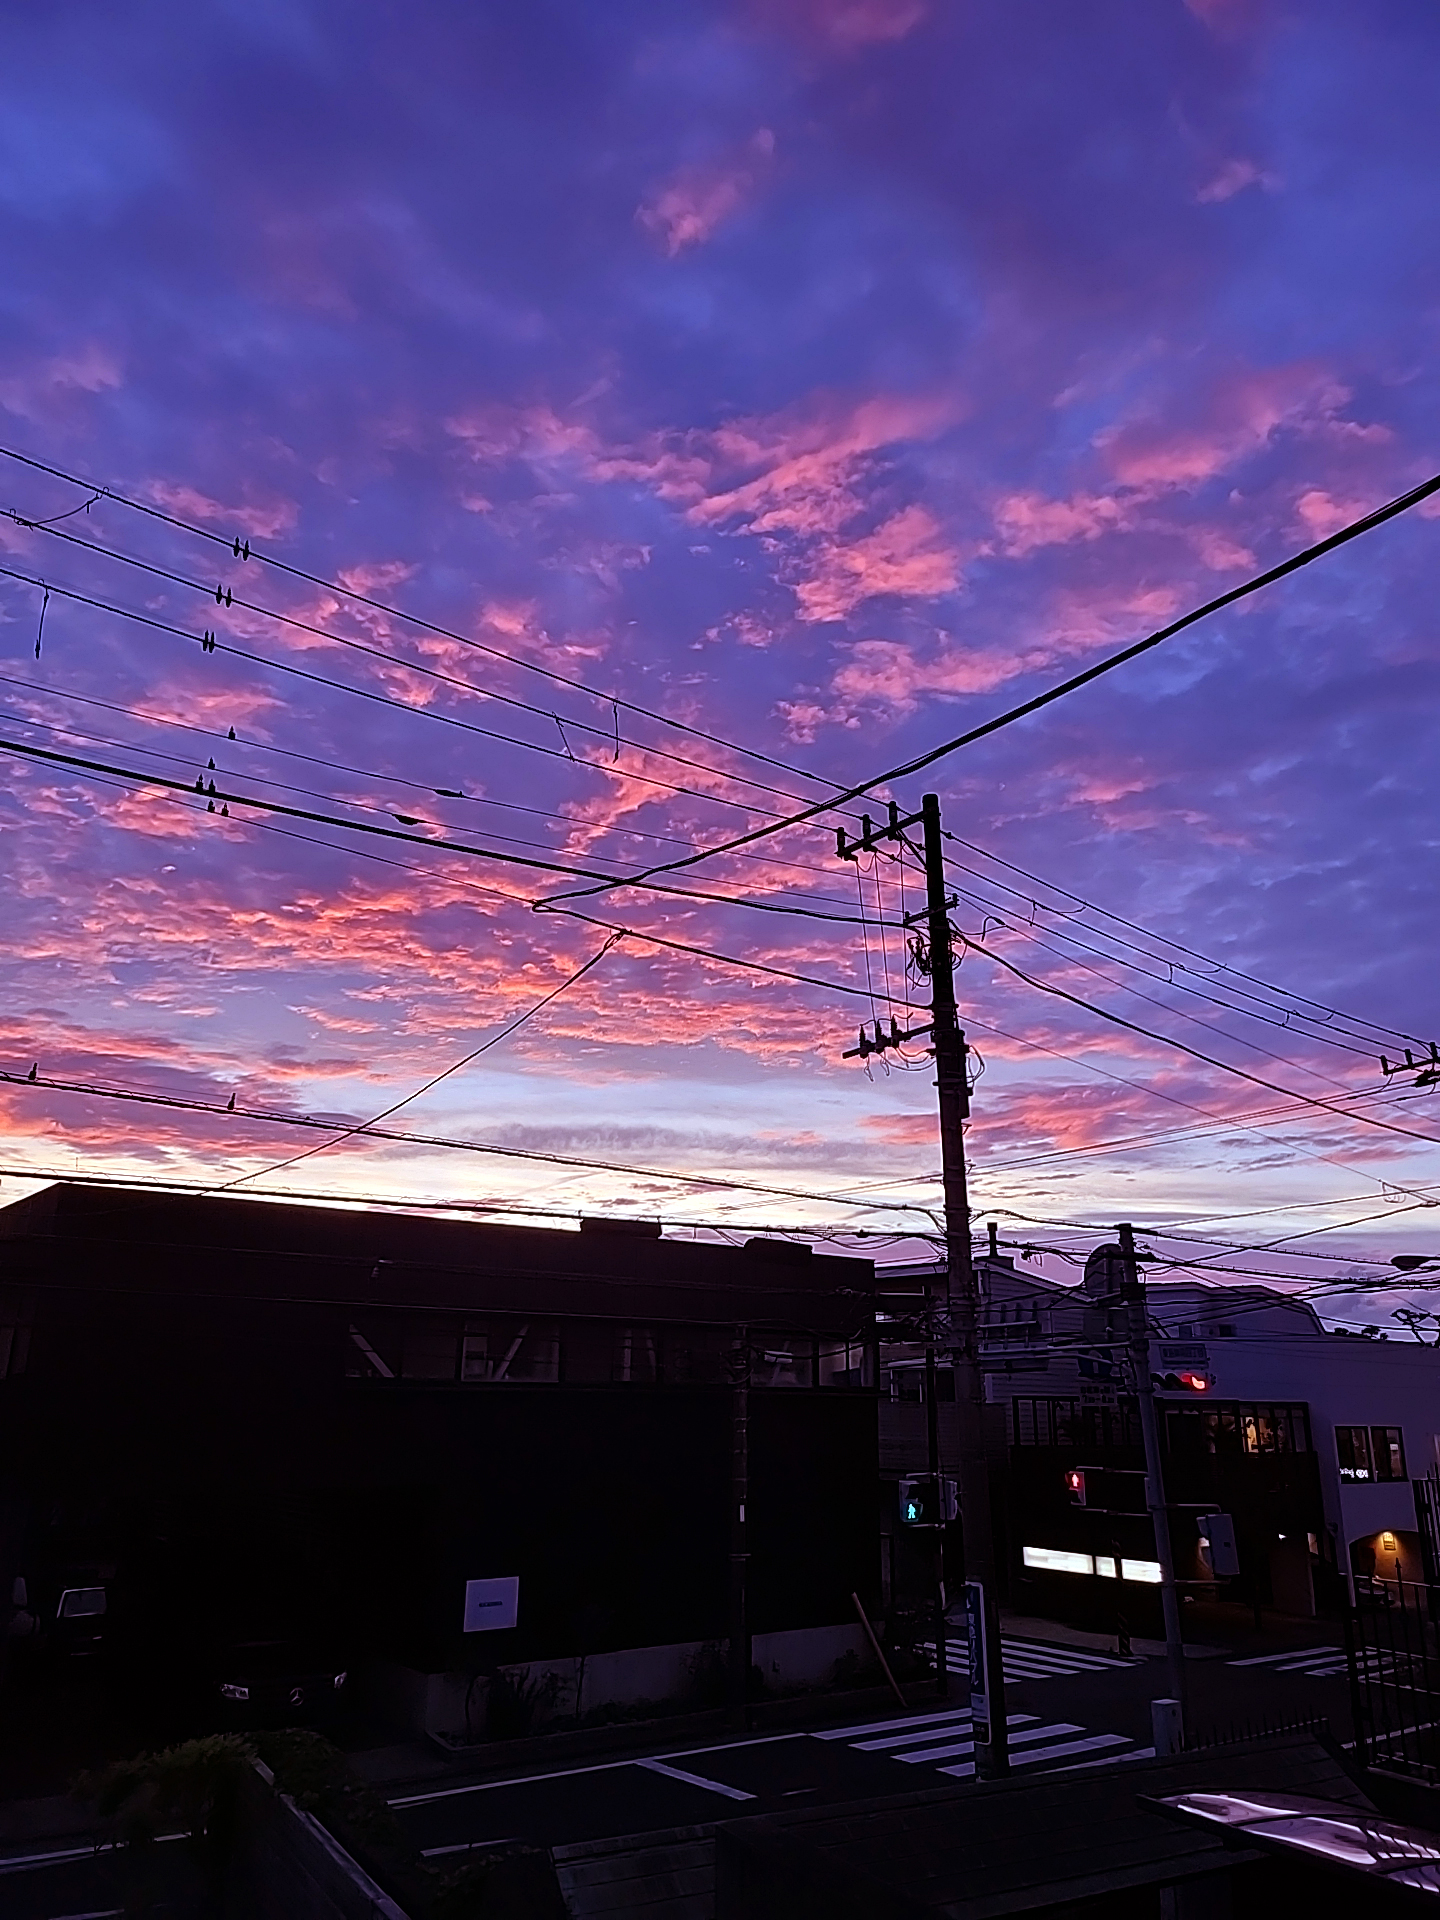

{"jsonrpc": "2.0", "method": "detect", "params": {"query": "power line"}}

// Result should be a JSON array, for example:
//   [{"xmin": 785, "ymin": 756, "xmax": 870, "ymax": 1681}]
[
  {"xmin": 217, "ymin": 931, "xmax": 628, "ymax": 1192},
  {"xmin": 0, "ymin": 559, "xmax": 805, "ymax": 824},
  {"xmin": 952, "ymin": 899, "xmax": 1371, "ymax": 1090},
  {"xmin": 0, "ymin": 1071, "xmax": 936, "ymax": 1219},
  {"xmin": 944, "ymin": 863, "xmax": 1392, "ymax": 1070},
  {"xmin": 0, "ymin": 698, "xmax": 863, "ymax": 910},
  {"xmin": 0, "ymin": 669, "xmax": 867, "ymax": 887},
  {"xmin": 0, "ymin": 440, "xmax": 854, "ymax": 800},
  {"xmin": 5, "ymin": 734, "xmax": 914, "ymax": 1015},
  {"xmin": 535, "ymin": 469, "xmax": 1440, "ymax": 907},
  {"xmin": 973, "ymin": 1083, "xmax": 1424, "ymax": 1176},
  {"xmin": 0, "ymin": 730, "xmax": 890, "ymax": 928},
  {"xmin": 941, "ymin": 833, "xmax": 1429, "ymax": 1053},
  {"xmin": 10, "ymin": 731, "xmax": 1427, "ymax": 1206},
  {"xmin": 960, "ymin": 930, "xmax": 1440, "ymax": 1151},
  {"xmin": 12, "ymin": 511, "xmax": 849, "ymax": 814}
]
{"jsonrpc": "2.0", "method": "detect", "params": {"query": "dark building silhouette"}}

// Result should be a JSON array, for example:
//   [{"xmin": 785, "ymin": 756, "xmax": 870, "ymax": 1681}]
[{"xmin": 0, "ymin": 1184, "xmax": 878, "ymax": 1728}]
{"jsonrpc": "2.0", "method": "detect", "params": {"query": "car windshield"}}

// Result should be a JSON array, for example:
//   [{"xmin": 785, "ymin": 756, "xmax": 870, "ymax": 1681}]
[{"xmin": 58, "ymin": 1587, "xmax": 106, "ymax": 1619}]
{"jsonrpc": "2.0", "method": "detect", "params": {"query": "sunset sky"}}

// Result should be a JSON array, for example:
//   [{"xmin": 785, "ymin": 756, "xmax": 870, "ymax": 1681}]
[{"xmin": 1, "ymin": 0, "xmax": 1437, "ymax": 1316}]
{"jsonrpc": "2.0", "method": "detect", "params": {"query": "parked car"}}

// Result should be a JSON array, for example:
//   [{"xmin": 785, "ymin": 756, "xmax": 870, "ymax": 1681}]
[{"xmin": 210, "ymin": 1636, "xmax": 349, "ymax": 1727}]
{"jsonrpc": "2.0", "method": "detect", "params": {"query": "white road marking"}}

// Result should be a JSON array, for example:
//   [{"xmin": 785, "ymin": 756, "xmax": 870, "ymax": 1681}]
[
  {"xmin": 0, "ymin": 1834, "xmax": 186, "ymax": 1875},
  {"xmin": 895, "ymin": 1721, "xmax": 1082, "ymax": 1767},
  {"xmin": 813, "ymin": 1706, "xmax": 976, "ymax": 1742},
  {"xmin": 421, "ymin": 1838, "xmax": 523, "ymax": 1858},
  {"xmin": 636, "ymin": 1758, "xmax": 757, "ymax": 1801},
  {"xmin": 1229, "ymin": 1646, "xmax": 1339, "ymax": 1667},
  {"xmin": 390, "ymin": 1758, "xmax": 632, "ymax": 1807}
]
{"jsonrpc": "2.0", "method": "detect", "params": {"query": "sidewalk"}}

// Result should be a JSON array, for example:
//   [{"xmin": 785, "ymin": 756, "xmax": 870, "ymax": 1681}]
[{"xmin": 979, "ymin": 1602, "xmax": 1344, "ymax": 1665}]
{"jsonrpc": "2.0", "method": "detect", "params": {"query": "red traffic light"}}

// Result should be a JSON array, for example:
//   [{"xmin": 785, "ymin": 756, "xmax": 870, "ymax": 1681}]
[
  {"xmin": 1156, "ymin": 1370, "xmax": 1212, "ymax": 1392},
  {"xmin": 1063, "ymin": 1468, "xmax": 1087, "ymax": 1505}
]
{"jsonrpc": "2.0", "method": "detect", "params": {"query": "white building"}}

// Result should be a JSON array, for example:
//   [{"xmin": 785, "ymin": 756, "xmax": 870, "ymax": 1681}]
[{"xmin": 878, "ymin": 1248, "xmax": 1440, "ymax": 1616}]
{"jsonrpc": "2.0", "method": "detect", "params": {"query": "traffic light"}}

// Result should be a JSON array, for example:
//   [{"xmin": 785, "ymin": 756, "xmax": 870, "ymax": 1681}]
[
  {"xmin": 899, "ymin": 1476, "xmax": 957, "ymax": 1525},
  {"xmin": 1155, "ymin": 1369, "xmax": 1212, "ymax": 1393},
  {"xmin": 1063, "ymin": 1468, "xmax": 1087, "ymax": 1506}
]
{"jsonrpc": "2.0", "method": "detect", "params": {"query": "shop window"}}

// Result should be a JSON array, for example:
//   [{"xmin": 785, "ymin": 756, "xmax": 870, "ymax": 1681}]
[
  {"xmin": 886, "ymin": 1364, "xmax": 924, "ymax": 1403},
  {"xmin": 612, "ymin": 1327, "xmax": 660, "ymax": 1384},
  {"xmin": 460, "ymin": 1323, "xmax": 560, "ymax": 1384},
  {"xmin": 819, "ymin": 1341, "xmax": 872, "ymax": 1387},
  {"xmin": 403, "ymin": 1328, "xmax": 459, "ymax": 1380},
  {"xmin": 1371, "ymin": 1427, "xmax": 1407, "ymax": 1481},
  {"xmin": 1240, "ymin": 1403, "xmax": 1312, "ymax": 1454},
  {"xmin": 1013, "ymin": 1398, "xmax": 1050, "ymax": 1445},
  {"xmin": 347, "ymin": 1322, "xmax": 397, "ymax": 1379},
  {"xmin": 663, "ymin": 1326, "xmax": 733, "ymax": 1386},
  {"xmin": 755, "ymin": 1340, "xmax": 814, "ymax": 1388},
  {"xmin": 1336, "ymin": 1426, "xmax": 1373, "ymax": 1482}
]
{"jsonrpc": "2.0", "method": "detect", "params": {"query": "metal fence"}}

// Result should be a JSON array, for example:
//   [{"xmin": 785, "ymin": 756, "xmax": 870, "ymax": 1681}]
[{"xmin": 1346, "ymin": 1571, "xmax": 1440, "ymax": 1782}]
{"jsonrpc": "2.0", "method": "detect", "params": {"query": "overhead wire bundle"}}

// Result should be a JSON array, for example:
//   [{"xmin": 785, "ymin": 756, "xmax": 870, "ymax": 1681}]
[{"xmin": 0, "ymin": 443, "xmax": 1436, "ymax": 1239}]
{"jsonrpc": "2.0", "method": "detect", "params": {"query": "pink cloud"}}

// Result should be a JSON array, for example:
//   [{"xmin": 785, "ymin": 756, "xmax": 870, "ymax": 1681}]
[
  {"xmin": 693, "ymin": 388, "xmax": 964, "ymax": 537},
  {"xmin": 1292, "ymin": 487, "xmax": 1377, "ymax": 541},
  {"xmin": 0, "ymin": 343, "xmax": 124, "ymax": 420},
  {"xmin": 637, "ymin": 130, "xmax": 775, "ymax": 257},
  {"xmin": 1095, "ymin": 365, "xmax": 1361, "ymax": 491},
  {"xmin": 336, "ymin": 559, "xmax": 418, "ymax": 595},
  {"xmin": 447, "ymin": 384, "xmax": 965, "ymax": 619},
  {"xmin": 145, "ymin": 479, "xmax": 298, "ymax": 541},
  {"xmin": 1187, "ymin": 525, "xmax": 1256, "ymax": 571},
  {"xmin": 993, "ymin": 489, "xmax": 1128, "ymax": 557},
  {"xmin": 793, "ymin": 503, "xmax": 961, "ymax": 622},
  {"xmin": 1196, "ymin": 157, "xmax": 1278, "ymax": 204},
  {"xmin": 826, "ymin": 635, "xmax": 1024, "ymax": 719}
]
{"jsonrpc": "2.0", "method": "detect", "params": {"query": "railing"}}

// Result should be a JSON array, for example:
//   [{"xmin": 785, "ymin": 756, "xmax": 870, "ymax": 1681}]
[
  {"xmin": 1346, "ymin": 1574, "xmax": 1440, "ymax": 1783},
  {"xmin": 1184, "ymin": 1710, "xmax": 1333, "ymax": 1753}
]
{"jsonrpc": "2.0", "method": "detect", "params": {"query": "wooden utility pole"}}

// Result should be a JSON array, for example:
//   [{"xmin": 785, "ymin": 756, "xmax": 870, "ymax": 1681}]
[
  {"xmin": 1117, "ymin": 1222, "xmax": 1187, "ymax": 1728},
  {"xmin": 920, "ymin": 793, "xmax": 1008, "ymax": 1777},
  {"xmin": 727, "ymin": 1330, "xmax": 751, "ymax": 1730},
  {"xmin": 839, "ymin": 793, "xmax": 1008, "ymax": 1775}
]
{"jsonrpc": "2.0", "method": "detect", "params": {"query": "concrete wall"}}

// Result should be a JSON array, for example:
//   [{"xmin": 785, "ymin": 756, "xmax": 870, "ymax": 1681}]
[
  {"xmin": 370, "ymin": 1620, "xmax": 871, "ymax": 1740},
  {"xmin": 231, "ymin": 1762, "xmax": 409, "ymax": 1919}
]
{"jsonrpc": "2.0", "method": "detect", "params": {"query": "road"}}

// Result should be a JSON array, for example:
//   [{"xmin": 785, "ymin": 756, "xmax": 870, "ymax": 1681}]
[
  {"xmin": 0, "ymin": 1629, "xmax": 1359, "ymax": 1911},
  {"xmin": 383, "ymin": 1628, "xmax": 1359, "ymax": 1864}
]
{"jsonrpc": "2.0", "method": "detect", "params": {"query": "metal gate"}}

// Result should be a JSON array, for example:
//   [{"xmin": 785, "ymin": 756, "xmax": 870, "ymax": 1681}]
[{"xmin": 1346, "ymin": 1472, "xmax": 1440, "ymax": 1781}]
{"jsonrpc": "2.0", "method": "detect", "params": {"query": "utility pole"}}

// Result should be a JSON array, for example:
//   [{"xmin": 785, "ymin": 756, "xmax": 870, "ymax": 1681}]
[
  {"xmin": 923, "ymin": 1306, "xmax": 947, "ymax": 1698},
  {"xmin": 839, "ymin": 793, "xmax": 1008, "ymax": 1775},
  {"xmin": 727, "ymin": 1329, "xmax": 750, "ymax": 1731},
  {"xmin": 1117, "ymin": 1222, "xmax": 1187, "ymax": 1728}
]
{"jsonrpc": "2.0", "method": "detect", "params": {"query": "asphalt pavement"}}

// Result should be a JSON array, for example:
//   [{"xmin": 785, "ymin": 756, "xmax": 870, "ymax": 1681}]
[
  {"xmin": 379, "ymin": 1624, "xmax": 1359, "ymax": 1865},
  {"xmin": 0, "ymin": 1623, "xmax": 1361, "ymax": 1911}
]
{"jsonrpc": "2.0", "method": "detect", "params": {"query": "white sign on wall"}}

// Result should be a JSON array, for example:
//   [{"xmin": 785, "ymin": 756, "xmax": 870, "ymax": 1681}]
[{"xmin": 462, "ymin": 1576, "xmax": 520, "ymax": 1633}]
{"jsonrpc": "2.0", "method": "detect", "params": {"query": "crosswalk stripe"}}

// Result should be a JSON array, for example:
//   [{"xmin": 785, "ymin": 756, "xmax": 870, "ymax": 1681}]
[
  {"xmin": 895, "ymin": 1721, "xmax": 1083, "ymax": 1766},
  {"xmin": 918, "ymin": 1637, "xmax": 1140, "ymax": 1678},
  {"xmin": 1004, "ymin": 1641, "xmax": 1132, "ymax": 1669},
  {"xmin": 813, "ymin": 1706, "xmax": 975, "ymax": 1742},
  {"xmin": 1007, "ymin": 1732, "xmax": 1131, "ymax": 1768},
  {"xmin": 1229, "ymin": 1646, "xmax": 1338, "ymax": 1667},
  {"xmin": 853, "ymin": 1718, "xmax": 1006, "ymax": 1754}
]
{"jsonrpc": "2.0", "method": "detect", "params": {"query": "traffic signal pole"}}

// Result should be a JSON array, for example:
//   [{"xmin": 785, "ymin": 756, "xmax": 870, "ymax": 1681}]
[
  {"xmin": 728, "ymin": 1330, "xmax": 751, "ymax": 1731},
  {"xmin": 838, "ymin": 793, "xmax": 1008, "ymax": 1775},
  {"xmin": 1118, "ymin": 1222, "xmax": 1187, "ymax": 1731},
  {"xmin": 923, "ymin": 1311, "xmax": 948, "ymax": 1697}
]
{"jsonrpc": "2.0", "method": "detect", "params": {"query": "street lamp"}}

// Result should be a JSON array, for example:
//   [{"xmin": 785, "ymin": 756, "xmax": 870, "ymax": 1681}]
[{"xmin": 1390, "ymin": 1255, "xmax": 1440, "ymax": 1271}]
